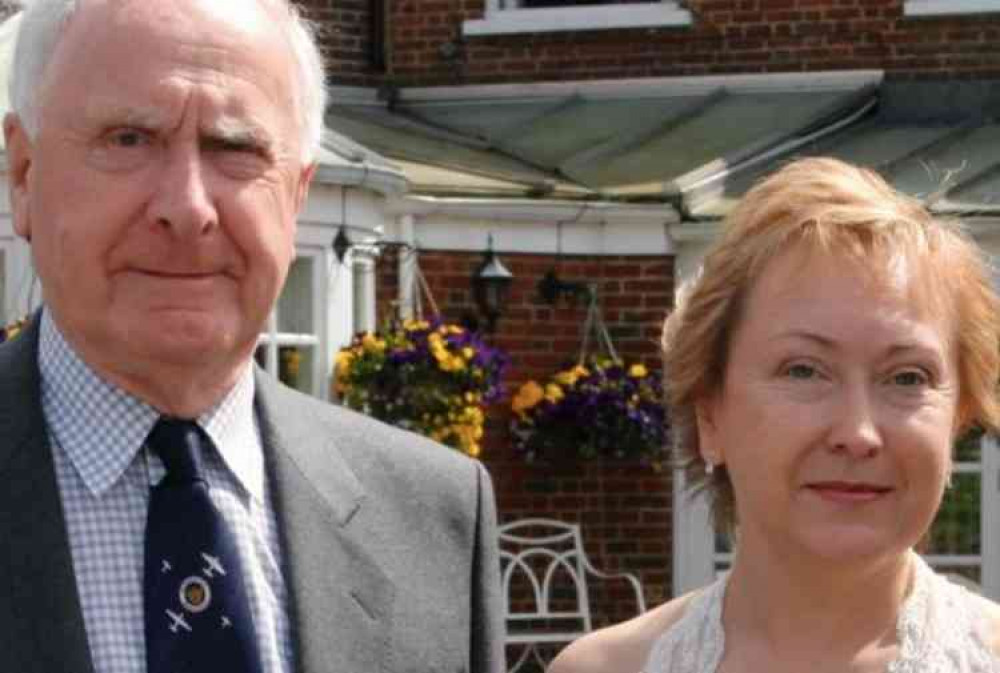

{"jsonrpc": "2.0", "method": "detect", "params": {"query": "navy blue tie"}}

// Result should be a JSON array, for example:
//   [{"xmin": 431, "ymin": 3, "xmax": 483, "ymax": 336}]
[{"xmin": 143, "ymin": 418, "xmax": 263, "ymax": 673}]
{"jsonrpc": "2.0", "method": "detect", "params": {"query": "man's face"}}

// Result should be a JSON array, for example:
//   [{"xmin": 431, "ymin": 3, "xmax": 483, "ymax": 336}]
[{"xmin": 6, "ymin": 0, "xmax": 315, "ymax": 396}]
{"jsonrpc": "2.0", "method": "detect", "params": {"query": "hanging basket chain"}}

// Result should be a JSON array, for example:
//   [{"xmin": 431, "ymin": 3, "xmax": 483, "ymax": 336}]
[
  {"xmin": 412, "ymin": 256, "xmax": 440, "ymax": 320},
  {"xmin": 577, "ymin": 286, "xmax": 620, "ymax": 366}
]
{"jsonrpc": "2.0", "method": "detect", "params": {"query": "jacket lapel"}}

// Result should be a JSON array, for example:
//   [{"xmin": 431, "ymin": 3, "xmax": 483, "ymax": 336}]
[
  {"xmin": 255, "ymin": 371, "xmax": 395, "ymax": 673},
  {"xmin": 0, "ymin": 317, "xmax": 94, "ymax": 673}
]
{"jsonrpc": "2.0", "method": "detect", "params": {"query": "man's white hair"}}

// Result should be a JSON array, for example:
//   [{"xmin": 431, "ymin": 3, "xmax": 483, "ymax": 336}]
[{"xmin": 9, "ymin": 0, "xmax": 327, "ymax": 162}]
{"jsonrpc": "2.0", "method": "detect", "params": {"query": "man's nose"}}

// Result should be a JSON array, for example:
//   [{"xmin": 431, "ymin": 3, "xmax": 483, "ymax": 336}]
[
  {"xmin": 148, "ymin": 145, "xmax": 218, "ymax": 237},
  {"xmin": 827, "ymin": 384, "xmax": 883, "ymax": 459}
]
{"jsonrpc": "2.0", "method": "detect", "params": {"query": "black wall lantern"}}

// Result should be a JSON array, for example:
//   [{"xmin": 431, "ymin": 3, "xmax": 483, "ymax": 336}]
[{"xmin": 472, "ymin": 235, "xmax": 513, "ymax": 333}]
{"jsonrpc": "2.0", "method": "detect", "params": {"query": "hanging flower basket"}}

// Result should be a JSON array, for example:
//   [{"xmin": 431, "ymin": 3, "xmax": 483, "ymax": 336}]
[
  {"xmin": 511, "ymin": 357, "xmax": 668, "ymax": 465},
  {"xmin": 334, "ymin": 319, "xmax": 508, "ymax": 458}
]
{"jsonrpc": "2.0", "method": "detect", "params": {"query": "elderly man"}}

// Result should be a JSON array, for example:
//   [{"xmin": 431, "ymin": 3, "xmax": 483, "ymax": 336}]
[{"xmin": 0, "ymin": 1, "xmax": 504, "ymax": 672}]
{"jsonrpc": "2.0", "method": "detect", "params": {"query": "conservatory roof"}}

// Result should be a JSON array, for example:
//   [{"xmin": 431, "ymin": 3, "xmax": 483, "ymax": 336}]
[
  {"xmin": 327, "ymin": 72, "xmax": 882, "ymax": 202},
  {"xmin": 327, "ymin": 74, "xmax": 1000, "ymax": 220}
]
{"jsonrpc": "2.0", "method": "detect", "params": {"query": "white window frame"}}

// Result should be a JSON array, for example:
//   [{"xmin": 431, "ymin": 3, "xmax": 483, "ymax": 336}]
[
  {"xmin": 259, "ymin": 246, "xmax": 328, "ymax": 400},
  {"xmin": 463, "ymin": 0, "xmax": 691, "ymax": 37},
  {"xmin": 904, "ymin": 0, "xmax": 1000, "ymax": 17}
]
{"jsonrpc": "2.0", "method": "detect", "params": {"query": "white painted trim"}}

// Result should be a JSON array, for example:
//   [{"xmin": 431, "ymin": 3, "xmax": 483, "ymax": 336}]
[
  {"xmin": 351, "ymin": 253, "xmax": 378, "ymax": 335},
  {"xmin": 904, "ymin": 0, "xmax": 1000, "ymax": 17},
  {"xmin": 264, "ymin": 333, "xmax": 321, "ymax": 347},
  {"xmin": 399, "ymin": 71, "xmax": 884, "ymax": 104},
  {"xmin": 672, "ymin": 470, "xmax": 715, "ymax": 596},
  {"xmin": 387, "ymin": 195, "xmax": 679, "ymax": 225},
  {"xmin": 385, "ymin": 212, "xmax": 673, "ymax": 256},
  {"xmin": 983, "ymin": 435, "xmax": 1000, "ymax": 599},
  {"xmin": 383, "ymin": 196, "xmax": 676, "ymax": 255},
  {"xmin": 312, "ymin": 162, "xmax": 409, "ymax": 196},
  {"xmin": 398, "ymin": 215, "xmax": 417, "ymax": 321},
  {"xmin": 463, "ymin": 2, "xmax": 691, "ymax": 36}
]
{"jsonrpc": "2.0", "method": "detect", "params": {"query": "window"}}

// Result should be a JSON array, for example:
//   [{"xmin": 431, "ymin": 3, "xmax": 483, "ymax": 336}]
[
  {"xmin": 904, "ymin": 0, "xmax": 1000, "ymax": 17},
  {"xmin": 463, "ymin": 0, "xmax": 691, "ymax": 36},
  {"xmin": 257, "ymin": 251, "xmax": 327, "ymax": 399}
]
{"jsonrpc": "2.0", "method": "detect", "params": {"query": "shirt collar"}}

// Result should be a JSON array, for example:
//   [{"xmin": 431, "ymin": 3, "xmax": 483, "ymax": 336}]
[{"xmin": 38, "ymin": 311, "xmax": 264, "ymax": 503}]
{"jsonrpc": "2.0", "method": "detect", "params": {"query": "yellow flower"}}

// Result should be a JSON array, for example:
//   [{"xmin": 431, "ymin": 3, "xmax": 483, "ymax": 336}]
[
  {"xmin": 544, "ymin": 383, "xmax": 564, "ymax": 403},
  {"xmin": 462, "ymin": 347, "xmax": 475, "ymax": 360},
  {"xmin": 403, "ymin": 319, "xmax": 430, "ymax": 331},
  {"xmin": 629, "ymin": 363, "xmax": 648, "ymax": 378},
  {"xmin": 512, "ymin": 381, "xmax": 545, "ymax": 413},
  {"xmin": 554, "ymin": 370, "xmax": 577, "ymax": 386},
  {"xmin": 361, "ymin": 333, "xmax": 386, "ymax": 353},
  {"xmin": 335, "ymin": 350, "xmax": 354, "ymax": 376}
]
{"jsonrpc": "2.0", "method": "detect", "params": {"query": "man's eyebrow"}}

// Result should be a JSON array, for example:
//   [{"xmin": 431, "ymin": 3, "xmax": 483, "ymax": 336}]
[
  {"xmin": 204, "ymin": 116, "xmax": 274, "ymax": 147},
  {"xmin": 83, "ymin": 100, "xmax": 169, "ymax": 129}
]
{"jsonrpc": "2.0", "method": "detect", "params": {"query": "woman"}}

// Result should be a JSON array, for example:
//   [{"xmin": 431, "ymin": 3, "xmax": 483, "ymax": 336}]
[{"xmin": 549, "ymin": 157, "xmax": 1000, "ymax": 672}]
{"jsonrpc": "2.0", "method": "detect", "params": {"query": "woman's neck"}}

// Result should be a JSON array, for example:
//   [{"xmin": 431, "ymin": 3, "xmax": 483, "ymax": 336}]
[{"xmin": 721, "ymin": 539, "xmax": 914, "ymax": 671}]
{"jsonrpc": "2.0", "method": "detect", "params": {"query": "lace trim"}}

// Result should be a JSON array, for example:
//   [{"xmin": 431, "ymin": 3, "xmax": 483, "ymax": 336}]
[{"xmin": 643, "ymin": 553, "xmax": 999, "ymax": 673}]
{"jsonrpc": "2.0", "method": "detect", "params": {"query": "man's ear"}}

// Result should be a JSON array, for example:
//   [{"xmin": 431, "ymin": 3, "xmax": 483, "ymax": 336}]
[
  {"xmin": 4, "ymin": 113, "xmax": 34, "ymax": 241},
  {"xmin": 293, "ymin": 161, "xmax": 317, "ymax": 216}
]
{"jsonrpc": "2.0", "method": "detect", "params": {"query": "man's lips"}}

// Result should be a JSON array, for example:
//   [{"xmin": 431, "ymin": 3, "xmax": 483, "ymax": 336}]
[{"xmin": 130, "ymin": 268, "xmax": 227, "ymax": 280}]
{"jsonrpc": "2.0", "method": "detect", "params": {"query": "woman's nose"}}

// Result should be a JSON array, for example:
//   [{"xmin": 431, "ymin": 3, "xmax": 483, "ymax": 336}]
[{"xmin": 827, "ymin": 385, "xmax": 882, "ymax": 459}]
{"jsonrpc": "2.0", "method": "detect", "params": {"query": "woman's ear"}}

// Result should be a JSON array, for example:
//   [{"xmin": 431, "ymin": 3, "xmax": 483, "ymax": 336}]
[{"xmin": 695, "ymin": 395, "xmax": 723, "ymax": 465}]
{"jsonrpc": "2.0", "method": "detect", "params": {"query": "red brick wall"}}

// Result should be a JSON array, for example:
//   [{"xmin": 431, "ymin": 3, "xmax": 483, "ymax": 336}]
[
  {"xmin": 386, "ymin": 0, "xmax": 1000, "ymax": 85},
  {"xmin": 376, "ymin": 248, "xmax": 675, "ymax": 627},
  {"xmin": 294, "ymin": 0, "xmax": 379, "ymax": 86}
]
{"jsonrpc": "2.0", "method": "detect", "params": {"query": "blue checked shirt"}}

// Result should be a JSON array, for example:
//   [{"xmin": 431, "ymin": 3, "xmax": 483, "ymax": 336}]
[{"xmin": 38, "ymin": 312, "xmax": 294, "ymax": 673}]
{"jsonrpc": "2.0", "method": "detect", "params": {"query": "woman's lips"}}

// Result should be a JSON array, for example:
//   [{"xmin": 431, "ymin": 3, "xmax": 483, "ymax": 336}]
[{"xmin": 805, "ymin": 481, "xmax": 894, "ymax": 504}]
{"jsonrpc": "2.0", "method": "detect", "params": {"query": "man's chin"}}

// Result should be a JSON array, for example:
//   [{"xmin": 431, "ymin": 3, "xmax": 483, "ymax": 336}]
[{"xmin": 121, "ymin": 320, "xmax": 250, "ymax": 369}]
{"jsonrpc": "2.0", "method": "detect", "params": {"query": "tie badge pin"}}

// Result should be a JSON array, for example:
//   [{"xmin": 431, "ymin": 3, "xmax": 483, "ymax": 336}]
[{"xmin": 179, "ymin": 576, "xmax": 212, "ymax": 613}]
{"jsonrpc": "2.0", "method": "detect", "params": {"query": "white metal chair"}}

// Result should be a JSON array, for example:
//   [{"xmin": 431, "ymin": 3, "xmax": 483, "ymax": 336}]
[{"xmin": 498, "ymin": 518, "xmax": 647, "ymax": 673}]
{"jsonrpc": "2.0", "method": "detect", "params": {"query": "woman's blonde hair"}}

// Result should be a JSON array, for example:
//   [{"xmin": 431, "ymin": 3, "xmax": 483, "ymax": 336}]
[{"xmin": 663, "ymin": 157, "xmax": 1000, "ymax": 531}]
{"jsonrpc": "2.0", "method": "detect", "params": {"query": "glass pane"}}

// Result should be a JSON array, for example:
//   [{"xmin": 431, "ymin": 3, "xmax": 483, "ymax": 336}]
[
  {"xmin": 926, "ymin": 472, "xmax": 981, "ymax": 555},
  {"xmin": 352, "ymin": 259, "xmax": 374, "ymax": 335},
  {"xmin": 278, "ymin": 345, "xmax": 314, "ymax": 394},
  {"xmin": 277, "ymin": 257, "xmax": 314, "ymax": 334}
]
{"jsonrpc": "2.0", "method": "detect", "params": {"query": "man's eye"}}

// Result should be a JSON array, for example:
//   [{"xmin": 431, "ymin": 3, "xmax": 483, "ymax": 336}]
[
  {"xmin": 109, "ymin": 129, "xmax": 150, "ymax": 148},
  {"xmin": 206, "ymin": 137, "xmax": 263, "ymax": 155}
]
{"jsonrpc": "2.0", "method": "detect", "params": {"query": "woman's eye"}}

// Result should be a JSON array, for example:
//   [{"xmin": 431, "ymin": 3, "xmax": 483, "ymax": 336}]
[
  {"xmin": 891, "ymin": 370, "xmax": 928, "ymax": 387},
  {"xmin": 784, "ymin": 363, "xmax": 817, "ymax": 380}
]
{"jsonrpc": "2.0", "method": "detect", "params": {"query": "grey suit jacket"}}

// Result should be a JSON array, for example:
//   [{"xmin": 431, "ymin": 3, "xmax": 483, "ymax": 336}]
[{"xmin": 0, "ymin": 316, "xmax": 505, "ymax": 673}]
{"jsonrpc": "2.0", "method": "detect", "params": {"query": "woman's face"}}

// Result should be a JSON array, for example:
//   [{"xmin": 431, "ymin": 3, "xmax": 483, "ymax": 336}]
[{"xmin": 697, "ymin": 245, "xmax": 959, "ymax": 566}]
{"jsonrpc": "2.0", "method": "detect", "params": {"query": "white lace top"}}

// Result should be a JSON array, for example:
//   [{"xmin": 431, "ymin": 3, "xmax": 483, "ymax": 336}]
[{"xmin": 643, "ymin": 554, "xmax": 999, "ymax": 672}]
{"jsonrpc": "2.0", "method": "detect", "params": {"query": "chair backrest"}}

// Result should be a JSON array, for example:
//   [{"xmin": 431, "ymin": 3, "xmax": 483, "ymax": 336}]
[{"xmin": 498, "ymin": 518, "xmax": 593, "ymax": 640}]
